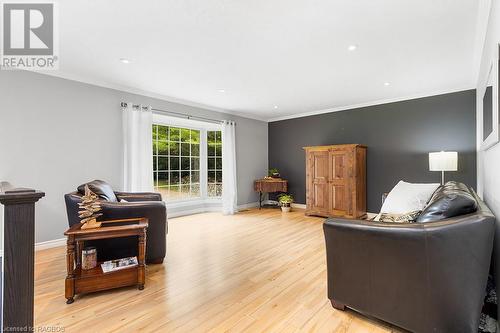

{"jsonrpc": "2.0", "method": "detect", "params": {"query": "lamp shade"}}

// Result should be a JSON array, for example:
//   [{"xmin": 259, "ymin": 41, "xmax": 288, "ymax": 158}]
[{"xmin": 429, "ymin": 151, "xmax": 458, "ymax": 171}]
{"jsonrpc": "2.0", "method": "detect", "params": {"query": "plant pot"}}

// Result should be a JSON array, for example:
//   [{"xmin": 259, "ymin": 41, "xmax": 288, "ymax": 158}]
[
  {"xmin": 271, "ymin": 173, "xmax": 280, "ymax": 178},
  {"xmin": 281, "ymin": 206, "xmax": 291, "ymax": 213}
]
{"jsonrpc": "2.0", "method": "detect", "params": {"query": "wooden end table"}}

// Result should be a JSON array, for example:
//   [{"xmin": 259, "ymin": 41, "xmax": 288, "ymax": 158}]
[
  {"xmin": 64, "ymin": 218, "xmax": 148, "ymax": 304},
  {"xmin": 254, "ymin": 178, "xmax": 288, "ymax": 209}
]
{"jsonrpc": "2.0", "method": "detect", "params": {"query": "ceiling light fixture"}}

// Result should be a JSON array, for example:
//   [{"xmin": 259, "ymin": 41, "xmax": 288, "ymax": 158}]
[
  {"xmin": 274, "ymin": 105, "xmax": 278, "ymax": 109},
  {"xmin": 384, "ymin": 82, "xmax": 390, "ymax": 86},
  {"xmin": 348, "ymin": 45, "xmax": 358, "ymax": 51},
  {"xmin": 218, "ymin": 89, "xmax": 226, "ymax": 93},
  {"xmin": 120, "ymin": 58, "xmax": 131, "ymax": 64}
]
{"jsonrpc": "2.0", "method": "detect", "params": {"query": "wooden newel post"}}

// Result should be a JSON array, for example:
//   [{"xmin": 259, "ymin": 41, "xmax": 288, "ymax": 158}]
[{"xmin": 0, "ymin": 182, "xmax": 45, "ymax": 332}]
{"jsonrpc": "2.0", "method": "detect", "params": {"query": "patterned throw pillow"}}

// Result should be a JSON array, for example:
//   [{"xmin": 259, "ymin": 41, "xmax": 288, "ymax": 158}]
[{"xmin": 378, "ymin": 210, "xmax": 421, "ymax": 223}]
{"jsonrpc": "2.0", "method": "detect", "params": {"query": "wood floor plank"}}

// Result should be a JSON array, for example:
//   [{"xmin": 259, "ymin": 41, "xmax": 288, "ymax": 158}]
[{"xmin": 34, "ymin": 208, "xmax": 402, "ymax": 333}]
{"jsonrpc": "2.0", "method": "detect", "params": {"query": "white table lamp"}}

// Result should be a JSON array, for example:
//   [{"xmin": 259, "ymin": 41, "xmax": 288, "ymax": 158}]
[{"xmin": 429, "ymin": 151, "xmax": 458, "ymax": 185}]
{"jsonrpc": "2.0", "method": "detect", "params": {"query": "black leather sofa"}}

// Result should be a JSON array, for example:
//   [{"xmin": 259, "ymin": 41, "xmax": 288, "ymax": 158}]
[
  {"xmin": 323, "ymin": 182, "xmax": 495, "ymax": 332},
  {"xmin": 65, "ymin": 180, "xmax": 167, "ymax": 264}
]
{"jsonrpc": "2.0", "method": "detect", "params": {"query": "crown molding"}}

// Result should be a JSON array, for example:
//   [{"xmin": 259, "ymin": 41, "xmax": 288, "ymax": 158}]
[
  {"xmin": 26, "ymin": 70, "xmax": 475, "ymax": 124},
  {"xmin": 28, "ymin": 70, "xmax": 269, "ymax": 122},
  {"xmin": 267, "ymin": 86, "xmax": 476, "ymax": 122}
]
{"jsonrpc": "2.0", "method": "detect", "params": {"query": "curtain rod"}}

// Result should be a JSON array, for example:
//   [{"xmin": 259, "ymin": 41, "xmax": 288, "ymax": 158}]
[{"xmin": 120, "ymin": 102, "xmax": 234, "ymax": 125}]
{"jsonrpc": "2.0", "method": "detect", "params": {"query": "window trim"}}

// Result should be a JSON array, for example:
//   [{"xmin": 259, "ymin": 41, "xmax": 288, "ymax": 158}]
[{"xmin": 152, "ymin": 114, "xmax": 222, "ymax": 204}]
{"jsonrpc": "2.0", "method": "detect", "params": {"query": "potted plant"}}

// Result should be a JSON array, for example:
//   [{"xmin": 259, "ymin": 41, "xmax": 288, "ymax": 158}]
[
  {"xmin": 268, "ymin": 168, "xmax": 280, "ymax": 178},
  {"xmin": 277, "ymin": 193, "xmax": 293, "ymax": 212}
]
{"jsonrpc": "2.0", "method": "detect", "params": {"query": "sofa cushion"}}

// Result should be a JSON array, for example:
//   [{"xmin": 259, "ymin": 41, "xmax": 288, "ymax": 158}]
[
  {"xmin": 380, "ymin": 181, "xmax": 440, "ymax": 214},
  {"xmin": 77, "ymin": 180, "xmax": 117, "ymax": 202},
  {"xmin": 416, "ymin": 181, "xmax": 477, "ymax": 223}
]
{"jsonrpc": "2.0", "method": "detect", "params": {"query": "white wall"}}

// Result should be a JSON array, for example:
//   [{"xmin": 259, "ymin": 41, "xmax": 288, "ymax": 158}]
[
  {"xmin": 478, "ymin": 0, "xmax": 500, "ymax": 226},
  {"xmin": 476, "ymin": 0, "xmax": 500, "ymax": 321},
  {"xmin": 0, "ymin": 71, "xmax": 268, "ymax": 243}
]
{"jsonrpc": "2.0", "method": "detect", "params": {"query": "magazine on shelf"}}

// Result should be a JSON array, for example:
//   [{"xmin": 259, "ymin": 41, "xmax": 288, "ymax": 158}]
[{"xmin": 101, "ymin": 256, "xmax": 138, "ymax": 273}]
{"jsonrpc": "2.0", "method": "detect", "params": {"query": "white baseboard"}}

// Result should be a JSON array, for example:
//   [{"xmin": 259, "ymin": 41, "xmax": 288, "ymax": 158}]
[
  {"xmin": 35, "ymin": 202, "xmax": 261, "ymax": 251},
  {"xmin": 292, "ymin": 203, "xmax": 306, "ymax": 209},
  {"xmin": 168, "ymin": 206, "xmax": 220, "ymax": 218},
  {"xmin": 238, "ymin": 201, "xmax": 259, "ymax": 210},
  {"xmin": 35, "ymin": 238, "xmax": 66, "ymax": 251},
  {"xmin": 168, "ymin": 201, "xmax": 259, "ymax": 218}
]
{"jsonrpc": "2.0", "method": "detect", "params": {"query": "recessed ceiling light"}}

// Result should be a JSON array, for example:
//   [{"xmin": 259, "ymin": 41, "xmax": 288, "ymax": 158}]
[
  {"xmin": 273, "ymin": 105, "xmax": 278, "ymax": 109},
  {"xmin": 384, "ymin": 82, "xmax": 390, "ymax": 86},
  {"xmin": 218, "ymin": 89, "xmax": 226, "ymax": 93},
  {"xmin": 348, "ymin": 45, "xmax": 358, "ymax": 51},
  {"xmin": 120, "ymin": 58, "xmax": 131, "ymax": 64}
]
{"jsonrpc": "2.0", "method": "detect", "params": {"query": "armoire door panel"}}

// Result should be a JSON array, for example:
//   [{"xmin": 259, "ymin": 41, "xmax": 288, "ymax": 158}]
[
  {"xmin": 313, "ymin": 153, "xmax": 329, "ymax": 181},
  {"xmin": 328, "ymin": 150, "xmax": 350, "ymax": 216},
  {"xmin": 313, "ymin": 183, "xmax": 328, "ymax": 211},
  {"xmin": 330, "ymin": 153, "xmax": 345, "ymax": 180},
  {"xmin": 330, "ymin": 184, "xmax": 348, "ymax": 215},
  {"xmin": 311, "ymin": 151, "xmax": 329, "ymax": 214}
]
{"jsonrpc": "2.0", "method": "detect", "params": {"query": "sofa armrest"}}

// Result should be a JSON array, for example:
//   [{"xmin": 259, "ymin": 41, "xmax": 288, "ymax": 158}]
[
  {"xmin": 101, "ymin": 201, "xmax": 166, "ymax": 223},
  {"xmin": 324, "ymin": 217, "xmax": 427, "ymax": 240},
  {"xmin": 114, "ymin": 191, "xmax": 162, "ymax": 202},
  {"xmin": 100, "ymin": 200, "xmax": 167, "ymax": 234}
]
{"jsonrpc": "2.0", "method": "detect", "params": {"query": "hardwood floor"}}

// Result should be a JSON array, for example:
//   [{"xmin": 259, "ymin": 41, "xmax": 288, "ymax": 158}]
[{"xmin": 34, "ymin": 208, "xmax": 402, "ymax": 332}]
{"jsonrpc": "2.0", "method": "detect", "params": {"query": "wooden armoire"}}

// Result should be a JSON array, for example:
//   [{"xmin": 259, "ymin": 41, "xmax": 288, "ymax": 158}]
[{"xmin": 304, "ymin": 144, "xmax": 366, "ymax": 218}]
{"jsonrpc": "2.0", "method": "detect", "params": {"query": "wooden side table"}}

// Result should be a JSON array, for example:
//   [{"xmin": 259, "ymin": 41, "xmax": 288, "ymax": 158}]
[
  {"xmin": 254, "ymin": 178, "xmax": 288, "ymax": 208},
  {"xmin": 63, "ymin": 218, "xmax": 148, "ymax": 304}
]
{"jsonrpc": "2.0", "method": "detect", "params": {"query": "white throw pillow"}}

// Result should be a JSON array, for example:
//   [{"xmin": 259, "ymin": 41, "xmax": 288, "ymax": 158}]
[{"xmin": 380, "ymin": 181, "xmax": 440, "ymax": 214}]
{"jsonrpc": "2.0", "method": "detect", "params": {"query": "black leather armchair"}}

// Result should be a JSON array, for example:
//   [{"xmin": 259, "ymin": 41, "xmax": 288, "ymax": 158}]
[
  {"xmin": 65, "ymin": 180, "xmax": 167, "ymax": 264},
  {"xmin": 323, "ymin": 184, "xmax": 495, "ymax": 332}
]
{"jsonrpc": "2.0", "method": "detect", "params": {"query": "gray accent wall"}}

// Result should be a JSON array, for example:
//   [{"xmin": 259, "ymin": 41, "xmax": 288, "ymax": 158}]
[
  {"xmin": 268, "ymin": 90, "xmax": 476, "ymax": 212},
  {"xmin": 0, "ymin": 71, "xmax": 268, "ymax": 243}
]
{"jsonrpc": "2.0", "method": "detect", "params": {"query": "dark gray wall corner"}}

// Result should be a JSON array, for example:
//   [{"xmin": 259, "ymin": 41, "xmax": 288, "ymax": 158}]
[{"xmin": 268, "ymin": 90, "xmax": 477, "ymax": 212}]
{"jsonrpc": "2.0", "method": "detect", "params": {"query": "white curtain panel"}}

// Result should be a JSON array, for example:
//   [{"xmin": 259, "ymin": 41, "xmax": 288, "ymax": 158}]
[
  {"xmin": 122, "ymin": 103, "xmax": 154, "ymax": 192},
  {"xmin": 221, "ymin": 120, "xmax": 238, "ymax": 214}
]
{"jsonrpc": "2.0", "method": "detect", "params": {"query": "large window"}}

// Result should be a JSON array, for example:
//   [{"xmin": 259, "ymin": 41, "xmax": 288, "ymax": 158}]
[
  {"xmin": 153, "ymin": 125, "xmax": 200, "ymax": 200},
  {"xmin": 152, "ymin": 123, "xmax": 222, "ymax": 202}
]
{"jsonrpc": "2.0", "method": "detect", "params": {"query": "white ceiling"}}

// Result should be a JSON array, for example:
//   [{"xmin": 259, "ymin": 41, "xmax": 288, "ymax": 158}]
[{"xmin": 55, "ymin": 0, "xmax": 480, "ymax": 121}]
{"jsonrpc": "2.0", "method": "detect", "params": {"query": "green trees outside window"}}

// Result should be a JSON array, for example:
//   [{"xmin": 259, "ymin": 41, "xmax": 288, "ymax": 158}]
[
  {"xmin": 152, "ymin": 124, "xmax": 222, "ymax": 201},
  {"xmin": 153, "ymin": 125, "xmax": 200, "ymax": 200}
]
